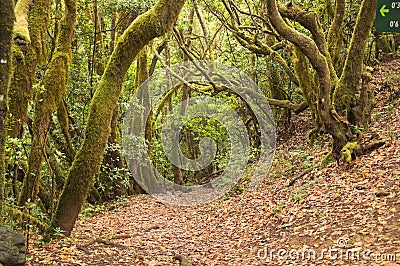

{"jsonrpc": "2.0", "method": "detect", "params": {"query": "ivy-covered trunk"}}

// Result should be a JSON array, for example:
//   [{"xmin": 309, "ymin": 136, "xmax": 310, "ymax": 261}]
[
  {"xmin": 50, "ymin": 0, "xmax": 186, "ymax": 237},
  {"xmin": 0, "ymin": 0, "xmax": 15, "ymax": 216}
]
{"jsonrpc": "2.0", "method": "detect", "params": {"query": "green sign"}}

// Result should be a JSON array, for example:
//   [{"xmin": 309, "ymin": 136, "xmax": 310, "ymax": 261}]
[{"xmin": 376, "ymin": 0, "xmax": 400, "ymax": 32}]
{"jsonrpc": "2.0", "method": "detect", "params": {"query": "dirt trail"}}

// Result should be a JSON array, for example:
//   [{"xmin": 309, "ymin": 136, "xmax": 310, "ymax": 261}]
[{"xmin": 28, "ymin": 59, "xmax": 400, "ymax": 265}]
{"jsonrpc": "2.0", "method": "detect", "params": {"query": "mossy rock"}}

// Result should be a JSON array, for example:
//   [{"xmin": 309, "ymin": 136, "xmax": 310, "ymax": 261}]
[
  {"xmin": 0, "ymin": 226, "xmax": 26, "ymax": 266},
  {"xmin": 340, "ymin": 141, "xmax": 359, "ymax": 163}
]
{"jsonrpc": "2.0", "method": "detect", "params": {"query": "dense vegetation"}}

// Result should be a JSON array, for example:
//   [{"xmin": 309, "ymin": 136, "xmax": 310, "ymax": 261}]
[{"xmin": 0, "ymin": 0, "xmax": 399, "ymax": 243}]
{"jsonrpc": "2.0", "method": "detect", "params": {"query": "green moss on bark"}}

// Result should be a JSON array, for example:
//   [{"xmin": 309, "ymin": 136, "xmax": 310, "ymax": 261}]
[
  {"xmin": 333, "ymin": 0, "xmax": 377, "ymax": 121},
  {"xmin": 327, "ymin": 0, "xmax": 345, "ymax": 72},
  {"xmin": 50, "ymin": 0, "xmax": 187, "ymax": 237},
  {"xmin": 14, "ymin": 0, "xmax": 31, "ymax": 43},
  {"xmin": 56, "ymin": 100, "xmax": 75, "ymax": 161},
  {"xmin": 340, "ymin": 141, "xmax": 359, "ymax": 163},
  {"xmin": 293, "ymin": 47, "xmax": 321, "ymax": 130},
  {"xmin": 8, "ymin": 46, "xmax": 30, "ymax": 139},
  {"xmin": 0, "ymin": 0, "xmax": 15, "ymax": 216},
  {"xmin": 8, "ymin": 0, "xmax": 51, "ymax": 139},
  {"xmin": 18, "ymin": 0, "xmax": 76, "ymax": 206}
]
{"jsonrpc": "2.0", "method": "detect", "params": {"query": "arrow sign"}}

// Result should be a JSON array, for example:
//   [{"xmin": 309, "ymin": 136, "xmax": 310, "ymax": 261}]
[
  {"xmin": 380, "ymin": 5, "xmax": 390, "ymax": 16},
  {"xmin": 376, "ymin": 0, "xmax": 400, "ymax": 32}
]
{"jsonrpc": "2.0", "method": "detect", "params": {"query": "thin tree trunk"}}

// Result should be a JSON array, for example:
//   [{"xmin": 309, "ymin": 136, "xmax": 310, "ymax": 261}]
[{"xmin": 0, "ymin": 0, "xmax": 15, "ymax": 216}]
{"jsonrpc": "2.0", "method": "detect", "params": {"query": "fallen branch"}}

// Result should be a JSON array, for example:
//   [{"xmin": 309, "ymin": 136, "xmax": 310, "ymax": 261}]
[
  {"xmin": 76, "ymin": 225, "xmax": 160, "ymax": 254},
  {"xmin": 360, "ymin": 139, "xmax": 387, "ymax": 155},
  {"xmin": 287, "ymin": 167, "xmax": 314, "ymax": 187}
]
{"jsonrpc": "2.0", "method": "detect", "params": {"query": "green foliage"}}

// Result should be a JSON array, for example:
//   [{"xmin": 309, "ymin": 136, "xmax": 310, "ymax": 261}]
[
  {"xmin": 292, "ymin": 179, "xmax": 319, "ymax": 202},
  {"xmin": 292, "ymin": 188, "xmax": 308, "ymax": 202},
  {"xmin": 99, "ymin": 0, "xmax": 155, "ymax": 13},
  {"xmin": 273, "ymin": 203, "xmax": 286, "ymax": 215},
  {"xmin": 79, "ymin": 196, "xmax": 130, "ymax": 219},
  {"xmin": 95, "ymin": 143, "xmax": 131, "ymax": 201}
]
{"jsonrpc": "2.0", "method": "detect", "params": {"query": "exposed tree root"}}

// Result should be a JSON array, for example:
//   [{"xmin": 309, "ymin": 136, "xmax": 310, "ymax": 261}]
[
  {"xmin": 289, "ymin": 138, "xmax": 387, "ymax": 186},
  {"xmin": 76, "ymin": 225, "xmax": 160, "ymax": 254},
  {"xmin": 287, "ymin": 166, "xmax": 319, "ymax": 187}
]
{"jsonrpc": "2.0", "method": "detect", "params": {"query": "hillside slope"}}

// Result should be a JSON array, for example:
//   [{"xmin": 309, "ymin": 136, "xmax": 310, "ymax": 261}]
[{"xmin": 28, "ymin": 59, "xmax": 400, "ymax": 265}]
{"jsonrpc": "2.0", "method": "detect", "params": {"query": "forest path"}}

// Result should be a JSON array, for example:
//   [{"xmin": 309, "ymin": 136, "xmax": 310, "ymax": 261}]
[{"xmin": 27, "ymin": 59, "xmax": 400, "ymax": 265}]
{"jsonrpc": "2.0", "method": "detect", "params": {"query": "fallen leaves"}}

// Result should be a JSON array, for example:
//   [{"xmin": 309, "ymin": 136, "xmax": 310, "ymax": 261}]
[{"xmin": 26, "ymin": 59, "xmax": 400, "ymax": 265}]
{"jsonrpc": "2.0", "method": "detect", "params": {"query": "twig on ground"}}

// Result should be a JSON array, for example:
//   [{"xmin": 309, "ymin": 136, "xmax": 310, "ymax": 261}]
[{"xmin": 76, "ymin": 225, "xmax": 160, "ymax": 254}]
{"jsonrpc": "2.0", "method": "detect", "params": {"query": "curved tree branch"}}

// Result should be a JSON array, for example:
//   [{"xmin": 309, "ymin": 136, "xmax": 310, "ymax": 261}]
[{"xmin": 50, "ymin": 0, "xmax": 187, "ymax": 237}]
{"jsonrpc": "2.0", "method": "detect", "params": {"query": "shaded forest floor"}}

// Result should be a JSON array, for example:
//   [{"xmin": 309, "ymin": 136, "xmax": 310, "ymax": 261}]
[{"xmin": 27, "ymin": 59, "xmax": 400, "ymax": 265}]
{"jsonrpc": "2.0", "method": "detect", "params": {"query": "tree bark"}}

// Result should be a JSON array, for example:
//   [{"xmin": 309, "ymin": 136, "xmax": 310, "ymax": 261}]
[
  {"xmin": 327, "ymin": 0, "xmax": 345, "ymax": 72},
  {"xmin": 8, "ymin": 0, "xmax": 51, "ymax": 139},
  {"xmin": 266, "ymin": 0, "xmax": 348, "ymax": 154},
  {"xmin": 50, "ymin": 0, "xmax": 186, "ymax": 237},
  {"xmin": 0, "ymin": 0, "xmax": 14, "ymax": 216},
  {"xmin": 8, "ymin": 0, "xmax": 32, "ymax": 140},
  {"xmin": 18, "ymin": 0, "xmax": 76, "ymax": 206},
  {"xmin": 334, "ymin": 0, "xmax": 377, "ymax": 124}
]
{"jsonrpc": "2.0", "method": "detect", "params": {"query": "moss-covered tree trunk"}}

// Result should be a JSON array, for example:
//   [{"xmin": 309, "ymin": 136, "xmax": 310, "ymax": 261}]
[
  {"xmin": 267, "ymin": 0, "xmax": 376, "ymax": 160},
  {"xmin": 293, "ymin": 47, "xmax": 322, "ymax": 139},
  {"xmin": 129, "ymin": 47, "xmax": 149, "ymax": 194},
  {"xmin": 50, "ymin": 0, "xmax": 186, "ymax": 237},
  {"xmin": 18, "ymin": 0, "xmax": 76, "ymax": 206},
  {"xmin": 8, "ymin": 0, "xmax": 32, "ymax": 140},
  {"xmin": 327, "ymin": 0, "xmax": 345, "ymax": 72},
  {"xmin": 56, "ymin": 99, "xmax": 76, "ymax": 162},
  {"xmin": 8, "ymin": 0, "xmax": 51, "ymax": 139},
  {"xmin": 266, "ymin": 0, "xmax": 349, "ymax": 157},
  {"xmin": 0, "ymin": 0, "xmax": 15, "ymax": 216},
  {"xmin": 333, "ymin": 0, "xmax": 377, "ymax": 125}
]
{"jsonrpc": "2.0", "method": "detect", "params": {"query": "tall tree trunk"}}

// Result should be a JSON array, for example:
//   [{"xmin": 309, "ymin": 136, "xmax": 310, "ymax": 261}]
[
  {"xmin": 129, "ymin": 47, "xmax": 149, "ymax": 194},
  {"xmin": 0, "ymin": 0, "xmax": 15, "ymax": 216},
  {"xmin": 18, "ymin": 0, "xmax": 77, "ymax": 206},
  {"xmin": 333, "ymin": 0, "xmax": 377, "ymax": 124},
  {"xmin": 327, "ymin": 0, "xmax": 345, "ymax": 73},
  {"xmin": 56, "ymin": 99, "xmax": 76, "ymax": 162},
  {"xmin": 50, "ymin": 0, "xmax": 186, "ymax": 237},
  {"xmin": 8, "ymin": 0, "xmax": 31, "ymax": 140},
  {"xmin": 8, "ymin": 0, "xmax": 51, "ymax": 139}
]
